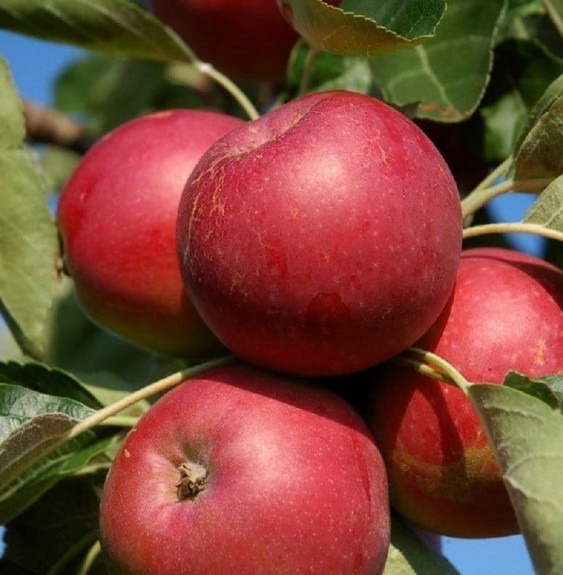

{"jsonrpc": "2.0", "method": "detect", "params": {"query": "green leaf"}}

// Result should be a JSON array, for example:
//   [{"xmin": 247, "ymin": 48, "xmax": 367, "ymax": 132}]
[
  {"xmin": 0, "ymin": 384, "xmax": 95, "ymax": 491},
  {"xmin": 369, "ymin": 0, "xmax": 506, "ymax": 121},
  {"xmin": 278, "ymin": 0, "xmax": 445, "ymax": 57},
  {"xmin": 0, "ymin": 0, "xmax": 194, "ymax": 63},
  {"xmin": 0, "ymin": 55, "xmax": 60, "ymax": 360},
  {"xmin": 384, "ymin": 516, "xmax": 459, "ymax": 574},
  {"xmin": 543, "ymin": 0, "xmax": 563, "ymax": 36},
  {"xmin": 478, "ymin": 40, "xmax": 563, "ymax": 163},
  {"xmin": 523, "ymin": 174, "xmax": 563, "ymax": 231},
  {"xmin": 512, "ymin": 79, "xmax": 563, "ymax": 178},
  {"xmin": 468, "ymin": 383, "xmax": 563, "ymax": 575},
  {"xmin": 502, "ymin": 370, "xmax": 562, "ymax": 410},
  {"xmin": 0, "ymin": 433, "xmax": 114, "ymax": 524},
  {"xmin": 286, "ymin": 41, "xmax": 373, "ymax": 97},
  {"xmin": 0, "ymin": 360, "xmax": 103, "ymax": 409},
  {"xmin": 3, "ymin": 476, "xmax": 106, "ymax": 574}
]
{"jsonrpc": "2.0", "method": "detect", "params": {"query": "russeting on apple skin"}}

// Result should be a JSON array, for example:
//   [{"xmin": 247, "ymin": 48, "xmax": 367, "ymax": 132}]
[
  {"xmin": 99, "ymin": 363, "xmax": 390, "ymax": 574},
  {"xmin": 57, "ymin": 109, "xmax": 244, "ymax": 358},
  {"xmin": 176, "ymin": 90, "xmax": 463, "ymax": 377},
  {"xmin": 364, "ymin": 247, "xmax": 563, "ymax": 538}
]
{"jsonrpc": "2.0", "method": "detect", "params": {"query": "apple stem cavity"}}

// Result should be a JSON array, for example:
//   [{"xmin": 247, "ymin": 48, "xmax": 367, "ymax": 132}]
[{"xmin": 176, "ymin": 461, "xmax": 209, "ymax": 501}]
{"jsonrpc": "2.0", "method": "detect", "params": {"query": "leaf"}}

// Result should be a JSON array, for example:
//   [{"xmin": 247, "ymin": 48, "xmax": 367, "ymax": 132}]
[
  {"xmin": 278, "ymin": 0, "xmax": 445, "ymax": 57},
  {"xmin": 523, "ymin": 174, "xmax": 563, "ymax": 232},
  {"xmin": 0, "ymin": 384, "xmax": 95, "ymax": 492},
  {"xmin": 0, "ymin": 433, "xmax": 114, "ymax": 524},
  {"xmin": 543, "ymin": 0, "xmax": 563, "ymax": 36},
  {"xmin": 3, "ymin": 476, "xmax": 106, "ymax": 574},
  {"xmin": 286, "ymin": 41, "xmax": 373, "ymax": 97},
  {"xmin": 0, "ymin": 55, "xmax": 60, "ymax": 360},
  {"xmin": 384, "ymin": 515, "xmax": 459, "ymax": 575},
  {"xmin": 0, "ymin": 0, "xmax": 194, "ymax": 63},
  {"xmin": 477, "ymin": 39, "xmax": 563, "ymax": 163},
  {"xmin": 0, "ymin": 360, "xmax": 103, "ymax": 409},
  {"xmin": 502, "ymin": 370, "xmax": 562, "ymax": 410},
  {"xmin": 369, "ymin": 0, "xmax": 506, "ymax": 121},
  {"xmin": 468, "ymin": 383, "xmax": 563, "ymax": 575},
  {"xmin": 512, "ymin": 82, "xmax": 563, "ymax": 178}
]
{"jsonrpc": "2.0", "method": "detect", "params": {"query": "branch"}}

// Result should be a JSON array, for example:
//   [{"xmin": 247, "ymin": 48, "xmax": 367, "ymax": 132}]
[{"xmin": 23, "ymin": 100, "xmax": 96, "ymax": 154}]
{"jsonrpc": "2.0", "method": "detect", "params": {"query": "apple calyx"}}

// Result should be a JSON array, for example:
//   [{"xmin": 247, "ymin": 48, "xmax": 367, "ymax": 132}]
[{"xmin": 176, "ymin": 461, "xmax": 208, "ymax": 501}]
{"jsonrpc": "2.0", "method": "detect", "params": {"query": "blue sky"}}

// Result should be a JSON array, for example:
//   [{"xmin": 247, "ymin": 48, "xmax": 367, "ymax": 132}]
[{"xmin": 0, "ymin": 29, "xmax": 537, "ymax": 575}]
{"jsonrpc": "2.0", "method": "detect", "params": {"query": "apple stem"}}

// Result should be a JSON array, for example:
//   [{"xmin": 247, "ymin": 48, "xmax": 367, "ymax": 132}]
[
  {"xmin": 298, "ymin": 46, "xmax": 320, "ymax": 97},
  {"xmin": 461, "ymin": 175, "xmax": 552, "ymax": 219},
  {"xmin": 462, "ymin": 222, "xmax": 563, "ymax": 243},
  {"xmin": 176, "ymin": 461, "xmax": 208, "ymax": 501},
  {"xmin": 77, "ymin": 540, "xmax": 102, "ymax": 575},
  {"xmin": 63, "ymin": 355, "xmax": 236, "ymax": 443},
  {"xmin": 196, "ymin": 62, "xmax": 260, "ymax": 121},
  {"xmin": 401, "ymin": 347, "xmax": 472, "ymax": 394}
]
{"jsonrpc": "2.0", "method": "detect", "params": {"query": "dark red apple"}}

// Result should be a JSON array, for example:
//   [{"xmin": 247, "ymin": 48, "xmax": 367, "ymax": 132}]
[
  {"xmin": 364, "ymin": 247, "xmax": 563, "ymax": 538},
  {"xmin": 99, "ymin": 363, "xmax": 390, "ymax": 574},
  {"xmin": 148, "ymin": 0, "xmax": 300, "ymax": 83},
  {"xmin": 57, "ymin": 109, "xmax": 244, "ymax": 358},
  {"xmin": 176, "ymin": 90, "xmax": 462, "ymax": 377}
]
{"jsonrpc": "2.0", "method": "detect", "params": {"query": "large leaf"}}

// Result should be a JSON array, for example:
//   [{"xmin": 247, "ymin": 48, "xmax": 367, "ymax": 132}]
[
  {"xmin": 0, "ymin": 0, "xmax": 194, "ymax": 63},
  {"xmin": 523, "ymin": 174, "xmax": 563, "ymax": 232},
  {"xmin": 278, "ymin": 0, "xmax": 445, "ymax": 57},
  {"xmin": 0, "ymin": 56, "xmax": 60, "ymax": 360},
  {"xmin": 0, "ymin": 384, "xmax": 96, "ymax": 492},
  {"xmin": 370, "ymin": 0, "xmax": 506, "ymax": 122},
  {"xmin": 468, "ymin": 383, "xmax": 563, "ymax": 574},
  {"xmin": 512, "ymin": 74, "xmax": 563, "ymax": 178}
]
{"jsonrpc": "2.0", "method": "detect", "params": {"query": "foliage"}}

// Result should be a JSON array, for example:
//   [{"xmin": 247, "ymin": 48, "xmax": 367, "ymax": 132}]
[{"xmin": 0, "ymin": 0, "xmax": 562, "ymax": 572}]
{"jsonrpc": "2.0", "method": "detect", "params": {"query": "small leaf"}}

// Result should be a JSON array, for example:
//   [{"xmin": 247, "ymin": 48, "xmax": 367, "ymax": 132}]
[
  {"xmin": 278, "ymin": 0, "xmax": 445, "ymax": 57},
  {"xmin": 502, "ymin": 370, "xmax": 562, "ymax": 410},
  {"xmin": 384, "ymin": 515, "xmax": 459, "ymax": 575},
  {"xmin": 468, "ymin": 383, "xmax": 563, "ymax": 575},
  {"xmin": 0, "ymin": 56, "xmax": 60, "ymax": 360},
  {"xmin": 0, "ymin": 384, "xmax": 95, "ymax": 492},
  {"xmin": 286, "ymin": 41, "xmax": 373, "ymax": 97},
  {"xmin": 369, "ymin": 0, "xmax": 506, "ymax": 122},
  {"xmin": 512, "ymin": 86, "xmax": 563, "ymax": 178},
  {"xmin": 523, "ymin": 174, "xmax": 563, "ymax": 232},
  {"xmin": 0, "ymin": 0, "xmax": 194, "ymax": 63}
]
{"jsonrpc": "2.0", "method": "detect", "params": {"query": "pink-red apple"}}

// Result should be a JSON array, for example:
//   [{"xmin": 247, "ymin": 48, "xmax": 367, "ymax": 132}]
[
  {"xmin": 57, "ymin": 109, "xmax": 244, "ymax": 358},
  {"xmin": 176, "ymin": 90, "xmax": 462, "ymax": 377},
  {"xmin": 99, "ymin": 363, "xmax": 390, "ymax": 574},
  {"xmin": 364, "ymin": 247, "xmax": 563, "ymax": 538},
  {"xmin": 148, "ymin": 0, "xmax": 301, "ymax": 83}
]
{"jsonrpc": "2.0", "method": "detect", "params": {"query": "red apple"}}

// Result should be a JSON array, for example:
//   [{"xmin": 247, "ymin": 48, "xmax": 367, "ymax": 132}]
[
  {"xmin": 148, "ymin": 0, "xmax": 300, "ymax": 83},
  {"xmin": 99, "ymin": 363, "xmax": 390, "ymax": 574},
  {"xmin": 57, "ymin": 109, "xmax": 244, "ymax": 358},
  {"xmin": 364, "ymin": 247, "xmax": 563, "ymax": 538},
  {"xmin": 176, "ymin": 90, "xmax": 462, "ymax": 377}
]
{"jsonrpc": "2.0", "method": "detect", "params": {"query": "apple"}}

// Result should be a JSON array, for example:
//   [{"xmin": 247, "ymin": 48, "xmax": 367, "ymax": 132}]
[
  {"xmin": 148, "ymin": 0, "xmax": 301, "ymax": 83},
  {"xmin": 57, "ymin": 109, "xmax": 244, "ymax": 358},
  {"xmin": 99, "ymin": 363, "xmax": 390, "ymax": 574},
  {"xmin": 176, "ymin": 90, "xmax": 462, "ymax": 377},
  {"xmin": 363, "ymin": 247, "xmax": 563, "ymax": 538}
]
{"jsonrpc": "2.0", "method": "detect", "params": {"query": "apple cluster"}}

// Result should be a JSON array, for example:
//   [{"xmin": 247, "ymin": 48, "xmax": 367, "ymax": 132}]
[{"xmin": 55, "ymin": 56, "xmax": 563, "ymax": 575}]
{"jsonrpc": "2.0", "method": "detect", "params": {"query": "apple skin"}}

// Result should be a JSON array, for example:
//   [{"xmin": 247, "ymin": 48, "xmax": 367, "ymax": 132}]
[
  {"xmin": 57, "ymin": 109, "xmax": 244, "ymax": 358},
  {"xmin": 99, "ymin": 363, "xmax": 390, "ymax": 574},
  {"xmin": 363, "ymin": 247, "xmax": 563, "ymax": 538},
  {"xmin": 148, "ymin": 0, "xmax": 301, "ymax": 83},
  {"xmin": 176, "ymin": 90, "xmax": 462, "ymax": 377}
]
